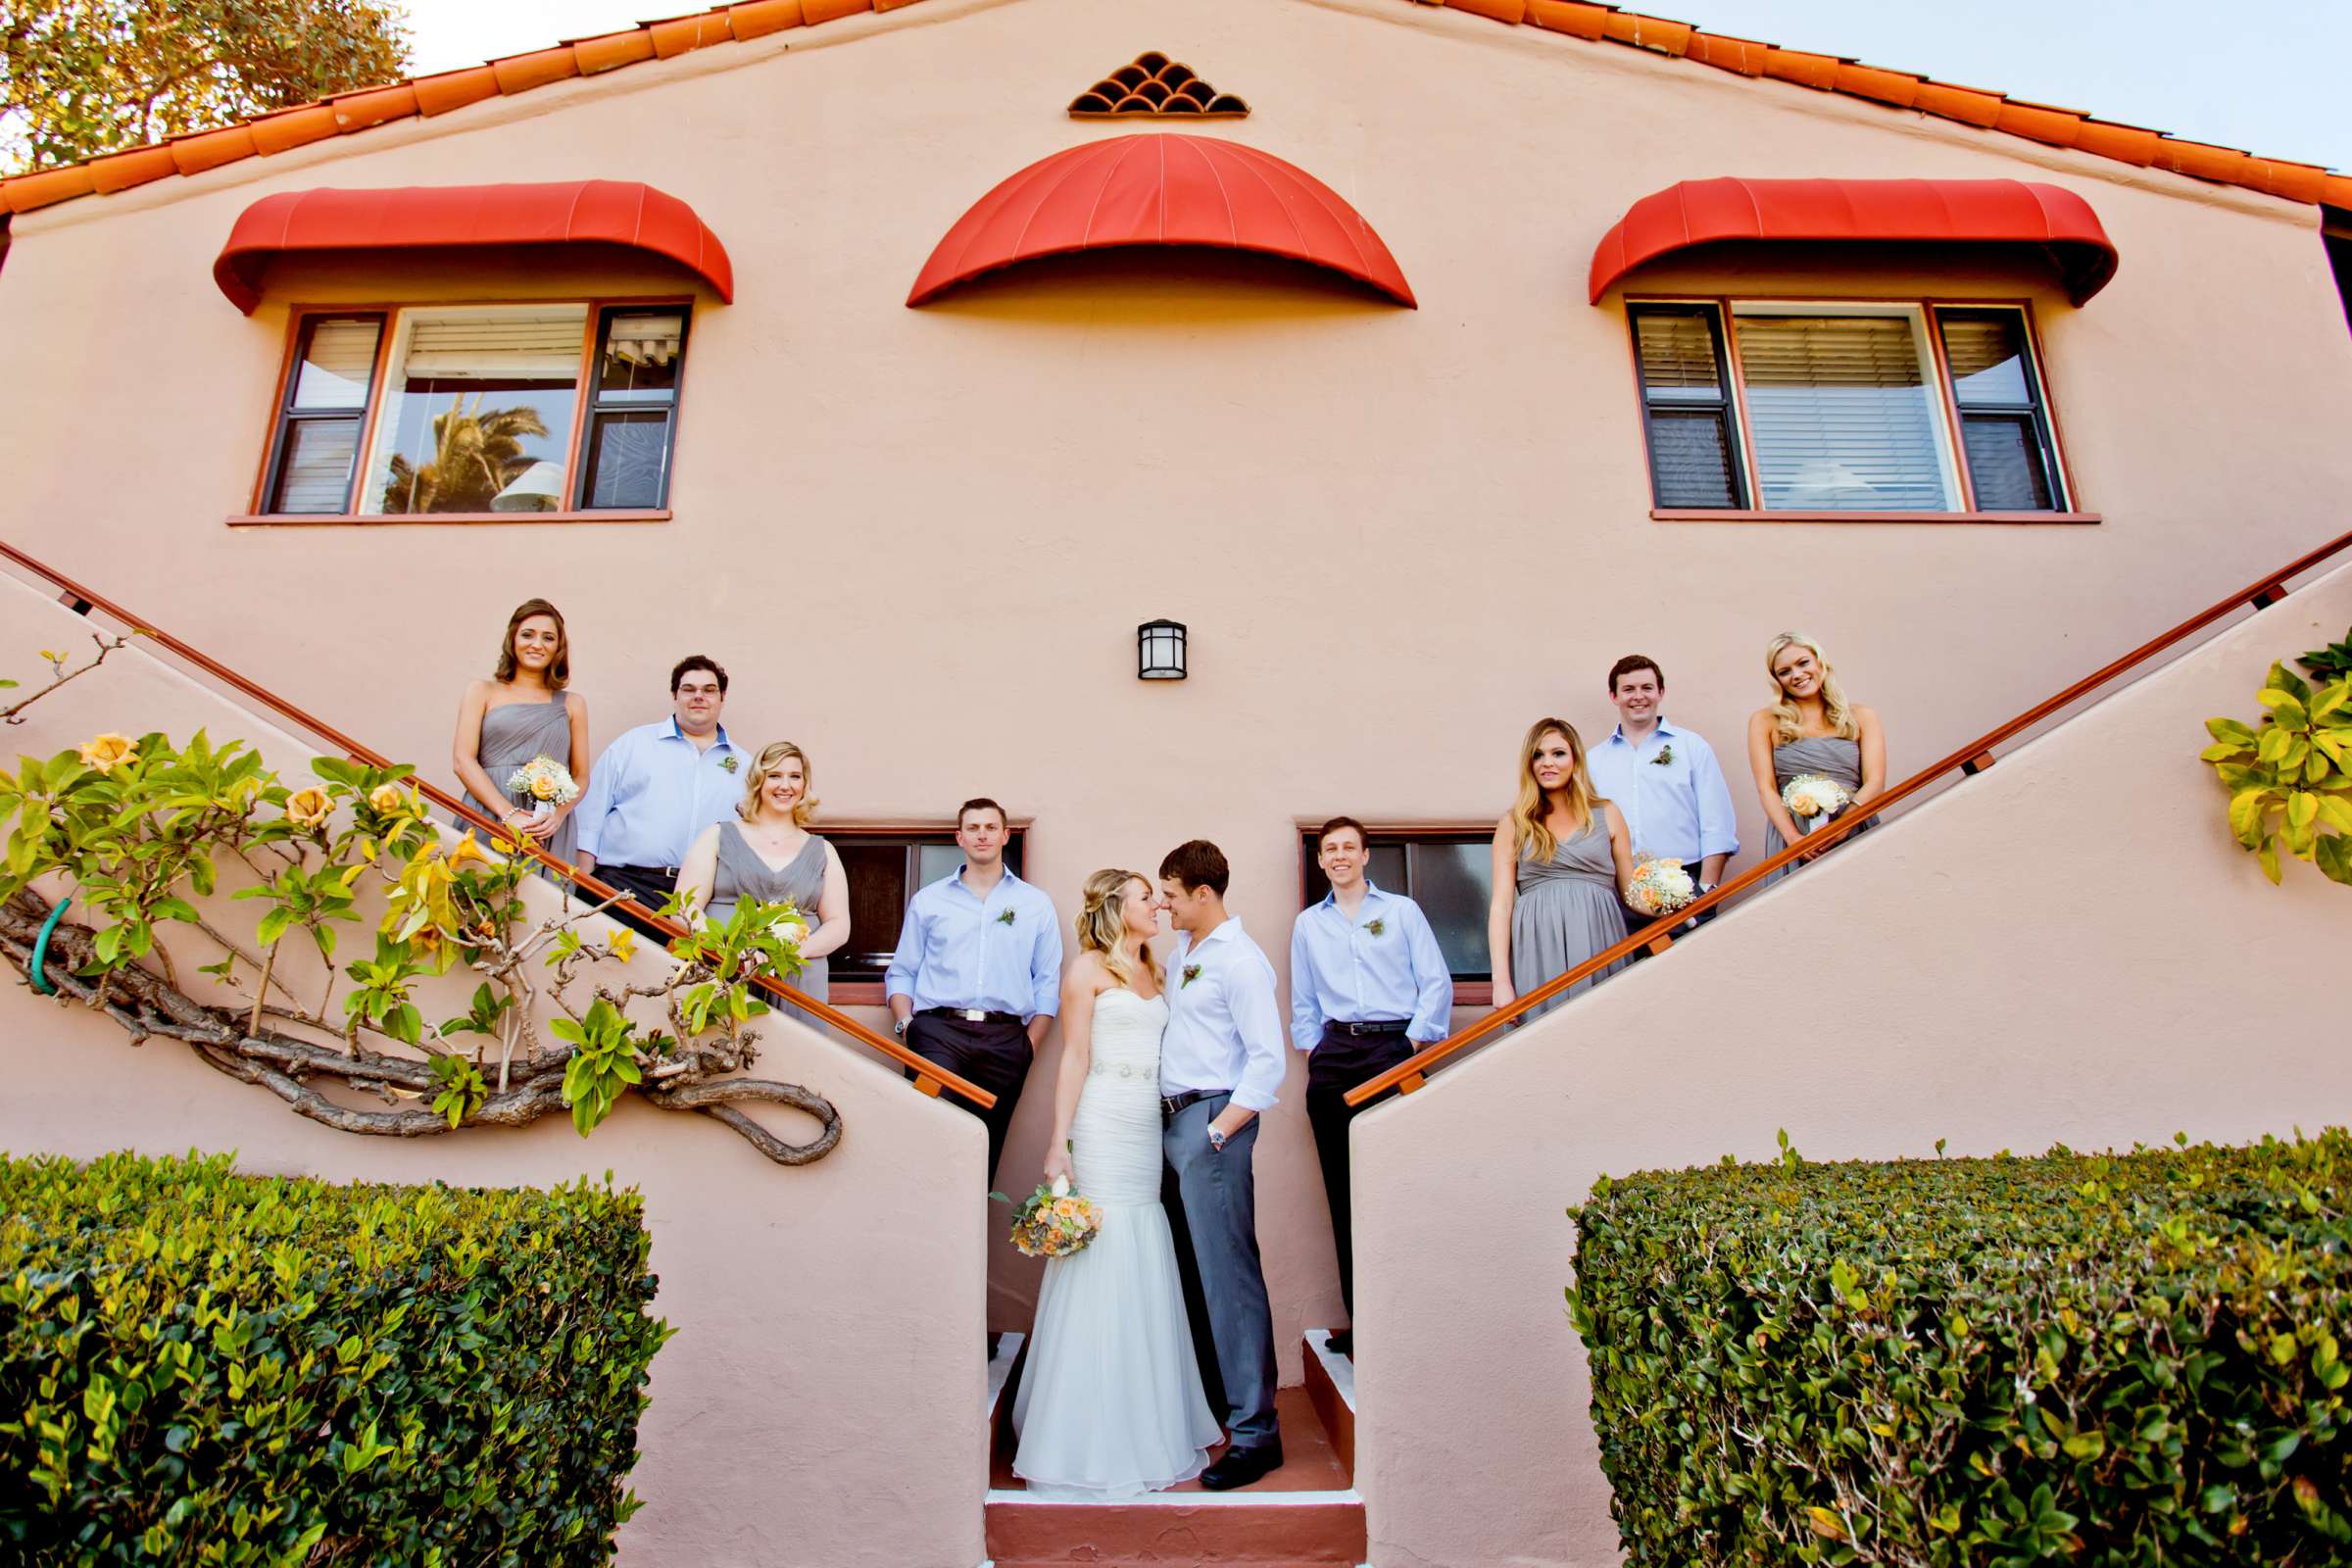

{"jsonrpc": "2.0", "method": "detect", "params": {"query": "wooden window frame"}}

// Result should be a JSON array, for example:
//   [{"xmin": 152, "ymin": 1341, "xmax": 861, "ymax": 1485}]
[
  {"xmin": 824, "ymin": 820, "xmax": 1033, "ymax": 1006},
  {"xmin": 256, "ymin": 313, "xmax": 389, "ymax": 516},
  {"xmin": 1295, "ymin": 819, "xmax": 1495, "ymax": 1004},
  {"xmin": 241, "ymin": 295, "xmax": 693, "ymax": 525},
  {"xmin": 1627, "ymin": 294, "xmax": 2094, "ymax": 524}
]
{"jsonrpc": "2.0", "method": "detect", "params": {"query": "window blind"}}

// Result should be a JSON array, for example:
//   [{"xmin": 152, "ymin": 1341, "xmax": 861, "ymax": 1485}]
[
  {"xmin": 289, "ymin": 319, "xmax": 380, "ymax": 410},
  {"xmin": 272, "ymin": 421, "xmax": 362, "ymax": 513},
  {"xmin": 399, "ymin": 311, "xmax": 586, "ymax": 380},
  {"xmin": 1733, "ymin": 314, "xmax": 1948, "ymax": 512}
]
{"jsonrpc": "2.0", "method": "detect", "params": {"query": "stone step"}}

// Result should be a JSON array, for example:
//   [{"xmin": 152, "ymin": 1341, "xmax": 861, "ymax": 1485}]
[{"xmin": 984, "ymin": 1336, "xmax": 1364, "ymax": 1566}]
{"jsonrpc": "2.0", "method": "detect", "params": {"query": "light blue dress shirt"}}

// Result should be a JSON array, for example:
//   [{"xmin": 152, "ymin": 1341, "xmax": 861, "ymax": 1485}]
[
  {"xmin": 1161, "ymin": 917, "xmax": 1286, "ymax": 1112},
  {"xmin": 1288, "ymin": 882, "xmax": 1454, "ymax": 1051},
  {"xmin": 572, "ymin": 718, "xmax": 746, "ymax": 867},
  {"xmin": 1584, "ymin": 718, "xmax": 1740, "ymax": 868},
  {"xmin": 883, "ymin": 866, "xmax": 1062, "ymax": 1020}
]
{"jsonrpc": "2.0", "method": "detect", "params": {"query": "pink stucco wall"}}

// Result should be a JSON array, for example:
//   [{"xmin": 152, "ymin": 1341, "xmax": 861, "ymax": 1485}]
[
  {"xmin": 0, "ymin": 577, "xmax": 989, "ymax": 1568},
  {"xmin": 1, "ymin": 0, "xmax": 2349, "ymax": 1508},
  {"xmin": 1352, "ymin": 559, "xmax": 2352, "ymax": 1567}
]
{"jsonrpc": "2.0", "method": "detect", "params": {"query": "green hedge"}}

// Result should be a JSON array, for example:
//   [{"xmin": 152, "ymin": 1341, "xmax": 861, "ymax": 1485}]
[
  {"xmin": 1571, "ymin": 1131, "xmax": 2352, "ymax": 1566},
  {"xmin": 0, "ymin": 1151, "xmax": 669, "ymax": 1566}
]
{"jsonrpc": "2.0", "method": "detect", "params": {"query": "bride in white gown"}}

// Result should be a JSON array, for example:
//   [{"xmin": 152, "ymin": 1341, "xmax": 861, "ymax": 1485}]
[{"xmin": 1012, "ymin": 868, "xmax": 1222, "ymax": 1499}]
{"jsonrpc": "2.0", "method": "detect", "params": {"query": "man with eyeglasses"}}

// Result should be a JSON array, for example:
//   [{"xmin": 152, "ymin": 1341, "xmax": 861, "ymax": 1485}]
[{"xmin": 573, "ymin": 656, "xmax": 746, "ymax": 918}]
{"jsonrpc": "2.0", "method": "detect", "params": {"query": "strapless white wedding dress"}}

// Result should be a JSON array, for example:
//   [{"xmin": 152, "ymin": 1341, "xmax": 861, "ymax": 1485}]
[{"xmin": 1011, "ymin": 988, "xmax": 1221, "ymax": 1499}]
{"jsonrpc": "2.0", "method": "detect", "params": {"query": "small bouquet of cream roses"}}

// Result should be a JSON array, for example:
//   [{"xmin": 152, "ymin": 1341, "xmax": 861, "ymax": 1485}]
[
  {"xmin": 1624, "ymin": 857, "xmax": 1697, "ymax": 917},
  {"xmin": 1781, "ymin": 773, "xmax": 1852, "ymax": 834},
  {"xmin": 1007, "ymin": 1173, "xmax": 1102, "ymax": 1259},
  {"xmin": 505, "ymin": 755, "xmax": 580, "ymax": 826}
]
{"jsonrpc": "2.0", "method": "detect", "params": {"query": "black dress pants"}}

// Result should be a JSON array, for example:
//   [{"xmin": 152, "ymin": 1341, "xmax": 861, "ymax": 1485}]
[
  {"xmin": 904, "ymin": 1012, "xmax": 1031, "ymax": 1188},
  {"xmin": 1305, "ymin": 1026, "xmax": 1418, "ymax": 1320},
  {"xmin": 593, "ymin": 863, "xmax": 679, "ymax": 940}
]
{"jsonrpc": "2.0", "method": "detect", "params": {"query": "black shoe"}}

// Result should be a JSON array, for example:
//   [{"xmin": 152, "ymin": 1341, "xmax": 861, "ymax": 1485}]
[
  {"xmin": 1200, "ymin": 1441, "xmax": 1284, "ymax": 1492},
  {"xmin": 1325, "ymin": 1330, "xmax": 1352, "ymax": 1358}
]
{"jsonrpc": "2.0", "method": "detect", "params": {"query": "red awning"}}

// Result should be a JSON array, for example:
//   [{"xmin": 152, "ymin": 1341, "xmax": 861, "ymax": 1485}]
[
  {"xmin": 1589, "ymin": 177, "xmax": 2118, "ymax": 305},
  {"xmin": 906, "ymin": 134, "xmax": 1415, "ymax": 307},
  {"xmin": 213, "ymin": 180, "xmax": 733, "ymax": 314}
]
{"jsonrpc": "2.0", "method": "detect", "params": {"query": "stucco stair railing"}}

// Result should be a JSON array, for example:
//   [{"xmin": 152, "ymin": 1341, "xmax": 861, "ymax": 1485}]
[
  {"xmin": 0, "ymin": 537, "xmax": 993, "ymax": 1111},
  {"xmin": 1347, "ymin": 521, "xmax": 2352, "ymax": 1109}
]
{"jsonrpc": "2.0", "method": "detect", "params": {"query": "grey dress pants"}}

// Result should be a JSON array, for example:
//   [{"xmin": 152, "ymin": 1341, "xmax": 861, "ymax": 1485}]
[{"xmin": 1162, "ymin": 1094, "xmax": 1280, "ymax": 1448}]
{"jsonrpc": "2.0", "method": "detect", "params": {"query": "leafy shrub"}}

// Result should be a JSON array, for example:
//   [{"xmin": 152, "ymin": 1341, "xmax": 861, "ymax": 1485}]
[
  {"xmin": 1570, "ymin": 1131, "xmax": 2352, "ymax": 1565},
  {"xmin": 2201, "ymin": 662, "xmax": 2352, "ymax": 886},
  {"xmin": 0, "ymin": 1151, "xmax": 670, "ymax": 1565}
]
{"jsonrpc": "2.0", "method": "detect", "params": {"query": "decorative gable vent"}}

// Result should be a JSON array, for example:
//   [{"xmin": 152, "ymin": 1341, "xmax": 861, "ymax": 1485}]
[{"xmin": 1069, "ymin": 52, "xmax": 1249, "ymax": 118}]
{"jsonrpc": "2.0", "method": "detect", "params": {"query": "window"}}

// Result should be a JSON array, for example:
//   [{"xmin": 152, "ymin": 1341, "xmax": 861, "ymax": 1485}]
[
  {"xmin": 261, "ymin": 315, "xmax": 384, "ymax": 514},
  {"xmin": 1936, "ymin": 309, "xmax": 2066, "ymax": 511},
  {"xmin": 1298, "ymin": 828, "xmax": 1493, "ymax": 985},
  {"xmin": 257, "ymin": 301, "xmax": 692, "ymax": 518},
  {"xmin": 829, "ymin": 828, "xmax": 1029, "ymax": 999},
  {"xmin": 1628, "ymin": 301, "xmax": 2071, "ymax": 516},
  {"xmin": 1632, "ymin": 306, "xmax": 1743, "ymax": 509},
  {"xmin": 579, "ymin": 308, "xmax": 689, "ymax": 509}
]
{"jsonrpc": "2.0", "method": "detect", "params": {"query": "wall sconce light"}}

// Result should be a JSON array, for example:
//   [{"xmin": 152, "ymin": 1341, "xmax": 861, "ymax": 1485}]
[{"xmin": 1137, "ymin": 619, "xmax": 1187, "ymax": 680}]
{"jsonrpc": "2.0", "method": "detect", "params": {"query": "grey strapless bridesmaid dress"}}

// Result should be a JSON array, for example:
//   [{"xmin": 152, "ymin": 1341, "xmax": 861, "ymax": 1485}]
[
  {"xmin": 1762, "ymin": 735, "xmax": 1875, "ymax": 883},
  {"xmin": 708, "ymin": 822, "xmax": 831, "ymax": 1002},
  {"xmin": 464, "ymin": 692, "xmax": 577, "ymax": 866},
  {"xmin": 1510, "ymin": 818, "xmax": 1629, "ymax": 1021}
]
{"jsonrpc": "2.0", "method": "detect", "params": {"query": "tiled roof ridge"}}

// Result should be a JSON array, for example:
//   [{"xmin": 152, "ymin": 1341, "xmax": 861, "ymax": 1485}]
[
  {"xmin": 0, "ymin": 0, "xmax": 2344, "ymax": 218},
  {"xmin": 1418, "ymin": 0, "xmax": 2348, "ymax": 210}
]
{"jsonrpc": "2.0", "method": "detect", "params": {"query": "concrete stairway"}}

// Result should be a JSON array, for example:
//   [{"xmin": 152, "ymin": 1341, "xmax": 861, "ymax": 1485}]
[{"xmin": 984, "ymin": 1332, "xmax": 1364, "ymax": 1567}]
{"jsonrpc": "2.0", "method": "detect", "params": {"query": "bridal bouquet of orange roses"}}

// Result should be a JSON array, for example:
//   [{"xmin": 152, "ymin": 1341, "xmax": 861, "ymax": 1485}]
[{"xmin": 1008, "ymin": 1174, "xmax": 1102, "ymax": 1258}]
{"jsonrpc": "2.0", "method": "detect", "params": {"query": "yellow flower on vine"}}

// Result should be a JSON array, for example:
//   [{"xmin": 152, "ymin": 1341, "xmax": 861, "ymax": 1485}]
[{"xmin": 76, "ymin": 733, "xmax": 134, "ymax": 772}]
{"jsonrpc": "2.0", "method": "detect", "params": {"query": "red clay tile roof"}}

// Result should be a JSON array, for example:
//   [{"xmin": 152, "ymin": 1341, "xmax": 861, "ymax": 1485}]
[{"xmin": 1, "ymin": 0, "xmax": 2343, "ymax": 218}]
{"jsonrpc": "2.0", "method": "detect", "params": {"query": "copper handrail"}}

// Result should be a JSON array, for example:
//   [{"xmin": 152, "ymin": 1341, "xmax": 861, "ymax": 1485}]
[
  {"xmin": 1346, "ymin": 524, "xmax": 2352, "ymax": 1107},
  {"xmin": 0, "ymin": 537, "xmax": 995, "ymax": 1109}
]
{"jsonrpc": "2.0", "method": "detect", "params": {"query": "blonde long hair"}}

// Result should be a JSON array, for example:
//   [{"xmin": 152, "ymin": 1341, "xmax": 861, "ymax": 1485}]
[
  {"xmin": 1764, "ymin": 633, "xmax": 1861, "ymax": 745},
  {"xmin": 740, "ymin": 741, "xmax": 819, "ymax": 827},
  {"xmin": 1075, "ymin": 868, "xmax": 1161, "ymax": 992},
  {"xmin": 1510, "ymin": 717, "xmax": 1600, "ymax": 863}
]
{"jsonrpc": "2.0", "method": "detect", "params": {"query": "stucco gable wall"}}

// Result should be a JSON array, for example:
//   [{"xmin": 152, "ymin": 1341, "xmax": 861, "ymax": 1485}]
[
  {"xmin": 1, "ymin": 0, "xmax": 2347, "ymax": 1385},
  {"xmin": 1352, "ymin": 559, "xmax": 2352, "ymax": 1567}
]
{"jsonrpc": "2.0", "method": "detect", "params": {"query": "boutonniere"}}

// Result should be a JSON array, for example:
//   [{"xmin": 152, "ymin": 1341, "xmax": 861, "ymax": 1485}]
[
  {"xmin": 1181, "ymin": 963, "xmax": 1202, "ymax": 989},
  {"xmin": 1364, "ymin": 918, "xmax": 1387, "ymax": 938},
  {"xmin": 718, "ymin": 755, "xmax": 739, "ymax": 773},
  {"xmin": 996, "ymin": 908, "xmax": 1017, "ymax": 926},
  {"xmin": 1650, "ymin": 745, "xmax": 1675, "ymax": 766}
]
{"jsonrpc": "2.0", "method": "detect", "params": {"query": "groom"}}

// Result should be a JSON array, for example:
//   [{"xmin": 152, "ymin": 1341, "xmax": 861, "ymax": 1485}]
[{"xmin": 1156, "ymin": 840, "xmax": 1286, "ymax": 1490}]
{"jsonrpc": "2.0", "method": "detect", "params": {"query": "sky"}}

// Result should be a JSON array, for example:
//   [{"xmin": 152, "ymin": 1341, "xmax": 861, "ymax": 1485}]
[{"xmin": 398, "ymin": 0, "xmax": 2352, "ymax": 175}]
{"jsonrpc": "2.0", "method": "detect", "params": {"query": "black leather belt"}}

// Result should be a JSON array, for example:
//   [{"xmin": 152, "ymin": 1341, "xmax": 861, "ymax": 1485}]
[
  {"xmin": 918, "ymin": 1006, "xmax": 1021, "ymax": 1026},
  {"xmin": 1326, "ymin": 1018, "xmax": 1410, "ymax": 1037},
  {"xmin": 1160, "ymin": 1088, "xmax": 1227, "ymax": 1121},
  {"xmin": 604, "ymin": 862, "xmax": 680, "ymax": 879}
]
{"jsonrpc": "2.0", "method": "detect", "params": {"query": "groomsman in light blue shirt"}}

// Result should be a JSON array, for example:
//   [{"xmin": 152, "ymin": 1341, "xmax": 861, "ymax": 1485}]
[
  {"xmin": 1289, "ymin": 815, "xmax": 1452, "ymax": 1356},
  {"xmin": 1584, "ymin": 655, "xmax": 1740, "ymax": 931},
  {"xmin": 885, "ymin": 799, "xmax": 1061, "ymax": 1188},
  {"xmin": 573, "ymin": 656, "xmax": 745, "ymax": 916}
]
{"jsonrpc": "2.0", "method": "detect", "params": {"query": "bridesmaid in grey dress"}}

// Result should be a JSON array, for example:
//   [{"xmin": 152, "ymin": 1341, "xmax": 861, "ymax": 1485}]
[
  {"xmin": 675, "ymin": 741, "xmax": 853, "ymax": 1002},
  {"xmin": 1747, "ymin": 633, "xmax": 1887, "ymax": 884},
  {"xmin": 453, "ymin": 598, "xmax": 589, "ymax": 868},
  {"xmin": 1489, "ymin": 718, "xmax": 1638, "ymax": 1022}
]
